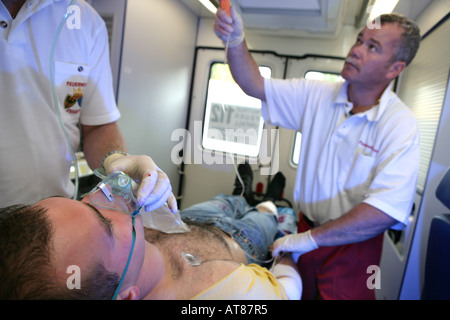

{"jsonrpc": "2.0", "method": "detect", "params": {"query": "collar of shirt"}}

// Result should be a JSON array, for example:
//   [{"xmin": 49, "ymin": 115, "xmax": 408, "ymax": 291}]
[
  {"xmin": 332, "ymin": 81, "xmax": 396, "ymax": 122},
  {"xmin": 0, "ymin": 0, "xmax": 63, "ymax": 23},
  {"xmin": 1, "ymin": 0, "xmax": 65, "ymax": 42}
]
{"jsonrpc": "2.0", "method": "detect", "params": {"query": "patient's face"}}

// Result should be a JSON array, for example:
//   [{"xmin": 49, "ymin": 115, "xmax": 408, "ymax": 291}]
[{"xmin": 36, "ymin": 197, "xmax": 146, "ymax": 296}]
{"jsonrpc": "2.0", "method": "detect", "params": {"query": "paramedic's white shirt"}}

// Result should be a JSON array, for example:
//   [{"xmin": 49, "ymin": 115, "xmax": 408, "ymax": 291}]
[
  {"xmin": 0, "ymin": 0, "xmax": 120, "ymax": 205},
  {"xmin": 262, "ymin": 78, "xmax": 419, "ymax": 228}
]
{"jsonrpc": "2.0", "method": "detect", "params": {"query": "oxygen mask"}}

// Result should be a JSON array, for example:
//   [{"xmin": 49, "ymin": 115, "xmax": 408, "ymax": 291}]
[
  {"xmin": 87, "ymin": 169, "xmax": 190, "ymax": 233},
  {"xmin": 88, "ymin": 170, "xmax": 141, "ymax": 217}
]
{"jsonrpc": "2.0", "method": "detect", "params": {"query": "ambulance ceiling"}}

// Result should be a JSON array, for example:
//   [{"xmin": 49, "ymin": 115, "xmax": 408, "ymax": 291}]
[{"xmin": 180, "ymin": 0, "xmax": 432, "ymax": 39}]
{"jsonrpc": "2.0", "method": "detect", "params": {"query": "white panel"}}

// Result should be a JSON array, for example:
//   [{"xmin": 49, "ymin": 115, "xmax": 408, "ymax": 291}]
[
  {"xmin": 117, "ymin": 0, "xmax": 198, "ymax": 196},
  {"xmin": 233, "ymin": 0, "xmax": 348, "ymax": 38},
  {"xmin": 238, "ymin": 0, "xmax": 321, "ymax": 11},
  {"xmin": 397, "ymin": 18, "xmax": 450, "ymax": 194}
]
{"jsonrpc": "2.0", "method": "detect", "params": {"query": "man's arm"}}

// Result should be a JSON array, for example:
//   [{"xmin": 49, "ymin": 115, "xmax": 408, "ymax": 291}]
[
  {"xmin": 311, "ymin": 203, "xmax": 397, "ymax": 247},
  {"xmin": 81, "ymin": 122, "xmax": 177, "ymax": 213},
  {"xmin": 215, "ymin": 8, "xmax": 265, "ymax": 101},
  {"xmin": 81, "ymin": 122, "xmax": 127, "ymax": 170},
  {"xmin": 227, "ymin": 42, "xmax": 266, "ymax": 101},
  {"xmin": 272, "ymin": 203, "xmax": 398, "ymax": 259}
]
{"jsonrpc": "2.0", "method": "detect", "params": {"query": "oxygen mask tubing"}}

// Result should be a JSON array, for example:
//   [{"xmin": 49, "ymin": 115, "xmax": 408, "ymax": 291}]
[
  {"xmin": 84, "ymin": 170, "xmax": 139, "ymax": 300},
  {"xmin": 84, "ymin": 170, "xmax": 189, "ymax": 299}
]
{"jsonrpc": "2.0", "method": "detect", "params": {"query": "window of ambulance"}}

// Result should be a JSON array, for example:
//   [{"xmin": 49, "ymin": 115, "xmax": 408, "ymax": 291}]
[{"xmin": 202, "ymin": 62, "xmax": 272, "ymax": 157}]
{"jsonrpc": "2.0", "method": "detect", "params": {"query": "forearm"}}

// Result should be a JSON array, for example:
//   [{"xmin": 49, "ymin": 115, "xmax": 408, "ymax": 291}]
[
  {"xmin": 227, "ymin": 41, "xmax": 265, "ymax": 101},
  {"xmin": 82, "ymin": 122, "xmax": 127, "ymax": 169},
  {"xmin": 214, "ymin": 7, "xmax": 265, "ymax": 100},
  {"xmin": 311, "ymin": 203, "xmax": 397, "ymax": 247}
]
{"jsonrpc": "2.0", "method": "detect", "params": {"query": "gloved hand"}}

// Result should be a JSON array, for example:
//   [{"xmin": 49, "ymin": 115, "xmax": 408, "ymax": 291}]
[
  {"xmin": 214, "ymin": 5, "xmax": 244, "ymax": 48},
  {"xmin": 103, "ymin": 153, "xmax": 178, "ymax": 213},
  {"xmin": 272, "ymin": 230, "xmax": 318, "ymax": 262}
]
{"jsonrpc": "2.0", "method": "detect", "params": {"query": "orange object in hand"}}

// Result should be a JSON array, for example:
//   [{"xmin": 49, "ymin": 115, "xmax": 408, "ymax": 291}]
[{"xmin": 221, "ymin": 0, "xmax": 231, "ymax": 16}]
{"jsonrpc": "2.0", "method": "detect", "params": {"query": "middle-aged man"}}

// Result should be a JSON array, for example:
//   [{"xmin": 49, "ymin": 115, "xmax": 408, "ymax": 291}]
[{"xmin": 214, "ymin": 6, "xmax": 421, "ymax": 299}]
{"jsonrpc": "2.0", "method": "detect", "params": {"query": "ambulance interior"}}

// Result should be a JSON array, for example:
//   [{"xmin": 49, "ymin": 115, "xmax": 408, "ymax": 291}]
[{"xmin": 72, "ymin": 0, "xmax": 450, "ymax": 300}]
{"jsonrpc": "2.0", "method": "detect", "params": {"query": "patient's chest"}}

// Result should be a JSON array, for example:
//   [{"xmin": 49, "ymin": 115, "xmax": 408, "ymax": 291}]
[{"xmin": 144, "ymin": 223, "xmax": 245, "ymax": 289}]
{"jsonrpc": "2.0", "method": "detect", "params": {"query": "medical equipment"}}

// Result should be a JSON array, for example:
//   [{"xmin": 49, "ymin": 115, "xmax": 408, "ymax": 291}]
[
  {"xmin": 182, "ymin": 252, "xmax": 202, "ymax": 266},
  {"xmin": 220, "ymin": 0, "xmax": 231, "ymax": 16},
  {"xmin": 142, "ymin": 205, "xmax": 191, "ymax": 233},
  {"xmin": 88, "ymin": 170, "xmax": 142, "ymax": 217},
  {"xmin": 90, "ymin": 169, "xmax": 190, "ymax": 233},
  {"xmin": 112, "ymin": 215, "xmax": 136, "ymax": 300},
  {"xmin": 86, "ymin": 170, "xmax": 189, "ymax": 299},
  {"xmin": 85, "ymin": 170, "xmax": 138, "ymax": 299}
]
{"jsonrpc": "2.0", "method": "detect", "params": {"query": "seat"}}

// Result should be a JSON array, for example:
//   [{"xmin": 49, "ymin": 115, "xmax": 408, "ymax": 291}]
[
  {"xmin": 422, "ymin": 168, "xmax": 450, "ymax": 300},
  {"xmin": 436, "ymin": 168, "xmax": 450, "ymax": 211}
]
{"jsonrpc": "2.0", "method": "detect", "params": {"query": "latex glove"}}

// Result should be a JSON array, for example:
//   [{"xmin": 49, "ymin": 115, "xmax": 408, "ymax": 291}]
[
  {"xmin": 214, "ymin": 6, "xmax": 244, "ymax": 48},
  {"xmin": 272, "ymin": 230, "xmax": 318, "ymax": 262},
  {"xmin": 103, "ymin": 154, "xmax": 178, "ymax": 213}
]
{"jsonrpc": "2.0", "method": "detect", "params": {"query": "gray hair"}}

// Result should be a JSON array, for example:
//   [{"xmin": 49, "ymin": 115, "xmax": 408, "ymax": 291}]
[{"xmin": 380, "ymin": 13, "xmax": 421, "ymax": 66}]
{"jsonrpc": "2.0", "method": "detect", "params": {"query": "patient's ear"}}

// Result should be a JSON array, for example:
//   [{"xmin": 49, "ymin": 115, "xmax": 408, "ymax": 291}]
[{"xmin": 116, "ymin": 286, "xmax": 140, "ymax": 300}]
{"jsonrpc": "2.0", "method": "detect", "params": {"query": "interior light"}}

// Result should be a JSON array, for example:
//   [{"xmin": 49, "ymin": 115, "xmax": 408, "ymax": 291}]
[
  {"xmin": 368, "ymin": 0, "xmax": 399, "ymax": 21},
  {"xmin": 198, "ymin": 0, "xmax": 217, "ymax": 14}
]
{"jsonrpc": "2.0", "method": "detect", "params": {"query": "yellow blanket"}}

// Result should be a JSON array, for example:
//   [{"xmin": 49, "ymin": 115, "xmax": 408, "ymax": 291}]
[{"xmin": 192, "ymin": 264, "xmax": 288, "ymax": 300}]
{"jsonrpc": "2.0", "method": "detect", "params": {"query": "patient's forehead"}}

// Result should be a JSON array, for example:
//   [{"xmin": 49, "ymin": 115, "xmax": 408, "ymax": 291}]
[{"xmin": 37, "ymin": 198, "xmax": 114, "ymax": 278}]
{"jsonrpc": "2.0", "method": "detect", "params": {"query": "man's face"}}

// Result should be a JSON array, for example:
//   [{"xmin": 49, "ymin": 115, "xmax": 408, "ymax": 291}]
[
  {"xmin": 36, "ymin": 196, "xmax": 146, "ymax": 297},
  {"xmin": 341, "ymin": 22, "xmax": 405, "ymax": 85}
]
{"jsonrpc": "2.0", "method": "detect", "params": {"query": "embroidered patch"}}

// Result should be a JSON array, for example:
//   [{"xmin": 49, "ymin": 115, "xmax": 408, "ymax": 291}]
[{"xmin": 64, "ymin": 82, "xmax": 86, "ymax": 114}]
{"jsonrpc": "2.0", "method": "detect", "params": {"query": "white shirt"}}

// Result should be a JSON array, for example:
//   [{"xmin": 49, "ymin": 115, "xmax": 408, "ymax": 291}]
[
  {"xmin": 0, "ymin": 0, "xmax": 120, "ymax": 206},
  {"xmin": 262, "ymin": 78, "xmax": 419, "ymax": 229}
]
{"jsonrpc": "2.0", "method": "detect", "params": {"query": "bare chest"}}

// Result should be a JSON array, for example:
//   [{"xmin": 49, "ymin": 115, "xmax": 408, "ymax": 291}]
[{"xmin": 144, "ymin": 223, "xmax": 245, "ymax": 298}]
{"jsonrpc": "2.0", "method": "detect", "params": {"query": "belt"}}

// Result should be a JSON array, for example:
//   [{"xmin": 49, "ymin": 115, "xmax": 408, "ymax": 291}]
[{"xmin": 300, "ymin": 212, "xmax": 317, "ymax": 228}]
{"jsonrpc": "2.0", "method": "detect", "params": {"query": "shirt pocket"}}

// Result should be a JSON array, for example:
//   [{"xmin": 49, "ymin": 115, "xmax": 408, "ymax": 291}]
[
  {"xmin": 53, "ymin": 61, "xmax": 91, "ymax": 150},
  {"xmin": 338, "ymin": 148, "xmax": 376, "ymax": 193},
  {"xmin": 54, "ymin": 61, "xmax": 91, "ymax": 115}
]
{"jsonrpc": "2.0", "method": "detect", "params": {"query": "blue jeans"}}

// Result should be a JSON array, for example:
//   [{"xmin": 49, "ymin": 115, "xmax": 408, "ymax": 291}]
[{"xmin": 180, "ymin": 194, "xmax": 278, "ymax": 265}]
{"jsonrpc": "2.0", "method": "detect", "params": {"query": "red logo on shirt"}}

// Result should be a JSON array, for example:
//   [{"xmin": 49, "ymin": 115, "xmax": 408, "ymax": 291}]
[{"xmin": 359, "ymin": 140, "xmax": 379, "ymax": 153}]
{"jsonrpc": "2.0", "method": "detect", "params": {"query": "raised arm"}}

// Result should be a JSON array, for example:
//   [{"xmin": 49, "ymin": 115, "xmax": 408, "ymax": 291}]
[{"xmin": 214, "ymin": 7, "xmax": 266, "ymax": 101}]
